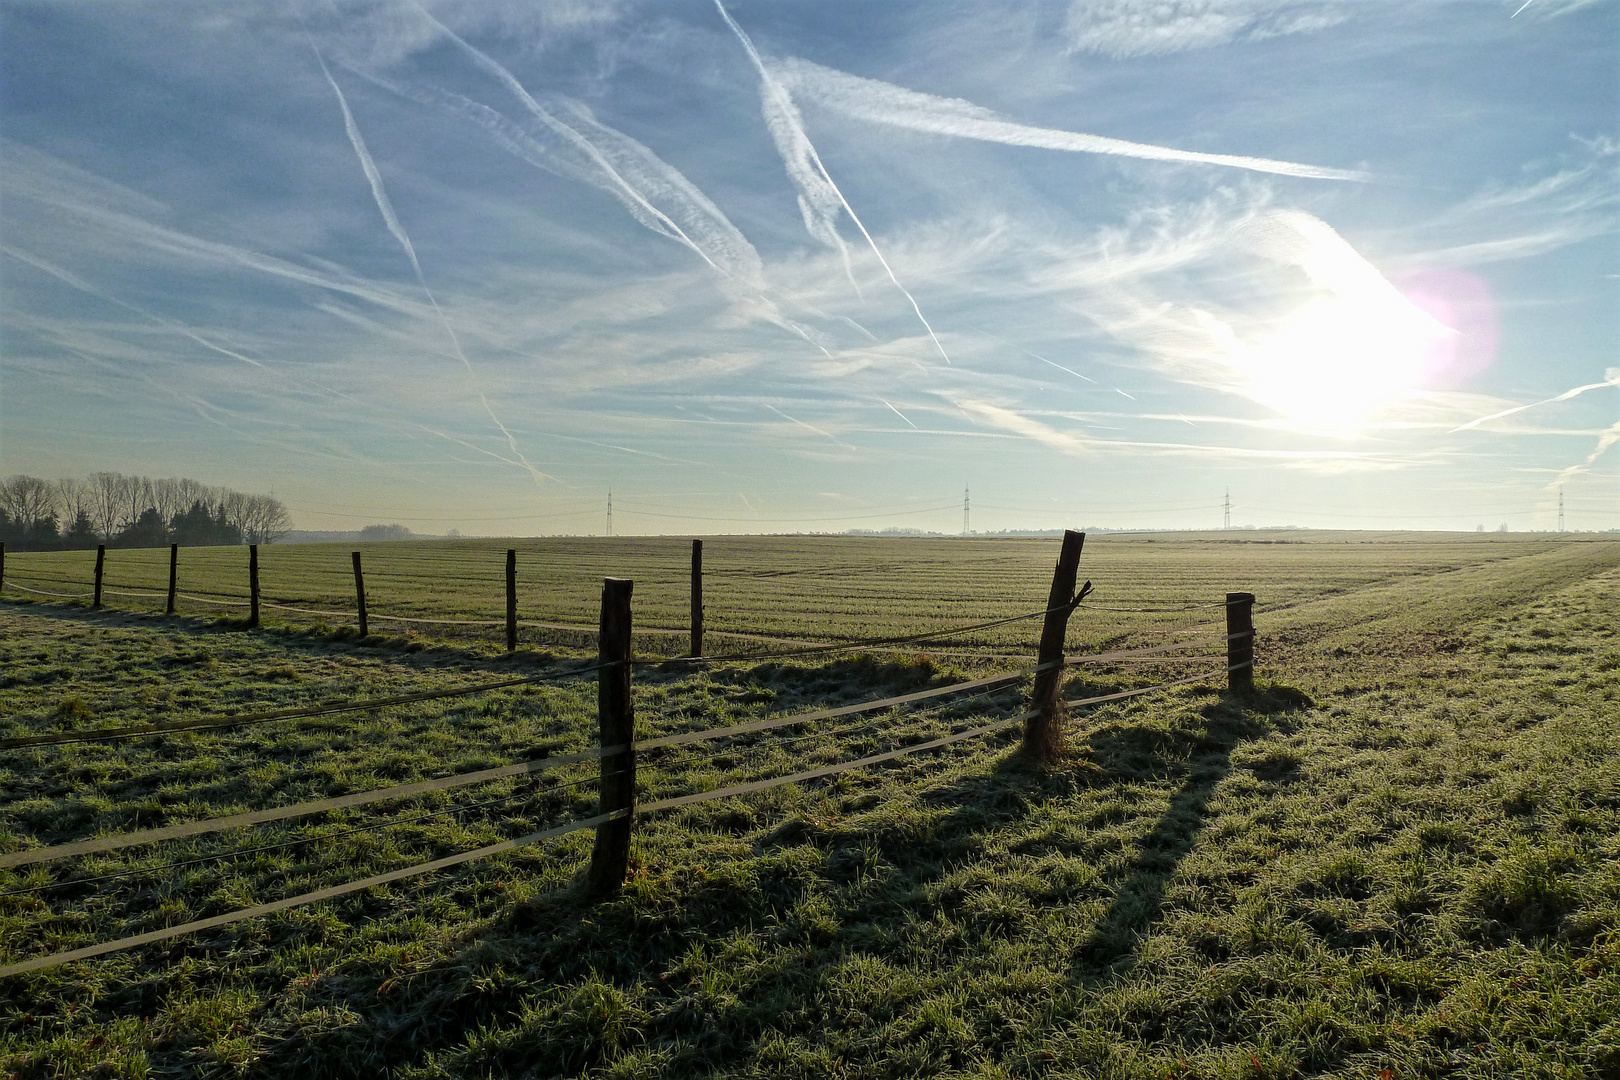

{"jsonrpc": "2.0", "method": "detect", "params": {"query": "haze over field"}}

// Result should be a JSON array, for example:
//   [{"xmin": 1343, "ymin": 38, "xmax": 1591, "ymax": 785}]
[{"xmin": 1, "ymin": 0, "xmax": 1616, "ymax": 534}]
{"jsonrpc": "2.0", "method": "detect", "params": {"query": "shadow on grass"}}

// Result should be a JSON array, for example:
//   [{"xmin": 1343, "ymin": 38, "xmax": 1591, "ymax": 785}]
[
  {"xmin": 1073, "ymin": 681, "xmax": 1311, "ymax": 975},
  {"xmin": 248, "ymin": 677, "xmax": 1310, "ymax": 1076}
]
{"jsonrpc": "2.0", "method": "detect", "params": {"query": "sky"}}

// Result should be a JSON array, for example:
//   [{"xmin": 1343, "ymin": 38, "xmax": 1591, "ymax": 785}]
[{"xmin": 1, "ymin": 0, "xmax": 1616, "ymax": 535}]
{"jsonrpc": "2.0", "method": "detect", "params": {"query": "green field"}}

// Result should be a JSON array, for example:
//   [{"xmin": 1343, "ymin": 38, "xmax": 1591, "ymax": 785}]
[
  {"xmin": 1, "ymin": 532, "xmax": 1617, "ymax": 1078},
  {"xmin": 1, "ymin": 531, "xmax": 1594, "ymax": 654}
]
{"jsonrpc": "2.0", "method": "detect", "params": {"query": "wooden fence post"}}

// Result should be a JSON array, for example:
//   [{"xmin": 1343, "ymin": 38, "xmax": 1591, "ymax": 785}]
[
  {"xmin": 587, "ymin": 577, "xmax": 635, "ymax": 897},
  {"xmin": 93, "ymin": 545, "xmax": 105, "ymax": 609},
  {"xmin": 505, "ymin": 549, "xmax": 517, "ymax": 652},
  {"xmin": 1025, "ymin": 529, "xmax": 1086, "ymax": 763},
  {"xmin": 352, "ymin": 551, "xmax": 368, "ymax": 638},
  {"xmin": 690, "ymin": 539, "xmax": 703, "ymax": 657},
  {"xmin": 1227, "ymin": 592, "xmax": 1255, "ymax": 694},
  {"xmin": 248, "ymin": 545, "xmax": 260, "ymax": 628},
  {"xmin": 0, "ymin": 542, "xmax": 5, "ymax": 595},
  {"xmin": 166, "ymin": 544, "xmax": 178, "ymax": 615}
]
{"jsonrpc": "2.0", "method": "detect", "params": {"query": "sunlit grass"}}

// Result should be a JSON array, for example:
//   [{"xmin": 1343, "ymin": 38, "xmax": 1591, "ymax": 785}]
[{"xmin": 0, "ymin": 533, "xmax": 1615, "ymax": 1078}]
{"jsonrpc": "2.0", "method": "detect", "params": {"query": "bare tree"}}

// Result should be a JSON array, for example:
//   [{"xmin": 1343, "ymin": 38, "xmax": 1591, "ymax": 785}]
[
  {"xmin": 241, "ymin": 494, "xmax": 292, "ymax": 544},
  {"xmin": 218, "ymin": 489, "xmax": 251, "ymax": 538},
  {"xmin": 87, "ymin": 472, "xmax": 129, "ymax": 537},
  {"xmin": 55, "ymin": 477, "xmax": 92, "ymax": 524},
  {"xmin": 149, "ymin": 477, "xmax": 190, "ymax": 523},
  {"xmin": 0, "ymin": 475, "xmax": 58, "ymax": 527},
  {"xmin": 119, "ymin": 475, "xmax": 154, "ymax": 530}
]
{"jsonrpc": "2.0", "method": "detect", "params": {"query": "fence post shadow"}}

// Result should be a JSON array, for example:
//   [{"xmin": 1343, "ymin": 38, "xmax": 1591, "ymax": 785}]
[{"xmin": 1070, "ymin": 682, "xmax": 1311, "ymax": 977}]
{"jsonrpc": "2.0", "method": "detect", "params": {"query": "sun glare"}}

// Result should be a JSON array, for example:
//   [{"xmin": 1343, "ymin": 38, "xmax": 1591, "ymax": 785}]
[
  {"xmin": 1220, "ymin": 213, "xmax": 1467, "ymax": 433},
  {"xmin": 1234, "ymin": 295, "xmax": 1452, "ymax": 430}
]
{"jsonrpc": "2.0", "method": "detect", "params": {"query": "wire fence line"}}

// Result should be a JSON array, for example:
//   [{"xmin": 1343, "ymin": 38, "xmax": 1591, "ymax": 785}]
[
  {"xmin": 0, "ymin": 809, "xmax": 629, "ymax": 979},
  {"xmin": 0, "ymin": 660, "xmax": 1246, "ymax": 980},
  {"xmin": 0, "ymin": 772, "xmax": 611, "ymax": 899},
  {"xmin": 2, "ymin": 539, "xmax": 1244, "ymax": 651},
  {"xmin": 0, "ymin": 657, "xmax": 1069, "ymax": 866},
  {"xmin": 1, "ymin": 537, "xmax": 1265, "ymax": 979},
  {"xmin": 0, "ymin": 623, "xmax": 1232, "ymax": 753}
]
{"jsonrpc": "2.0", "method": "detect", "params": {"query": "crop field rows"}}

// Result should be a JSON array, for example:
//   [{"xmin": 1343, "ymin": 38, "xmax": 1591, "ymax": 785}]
[{"xmin": 0, "ymin": 532, "xmax": 1616, "ymax": 1078}]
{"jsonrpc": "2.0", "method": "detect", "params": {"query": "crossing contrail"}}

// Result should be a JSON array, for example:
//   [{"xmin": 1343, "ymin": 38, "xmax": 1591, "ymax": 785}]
[
  {"xmin": 367, "ymin": 8, "xmax": 847, "ymax": 360},
  {"xmin": 881, "ymin": 398, "xmax": 918, "ymax": 428},
  {"xmin": 311, "ymin": 42, "xmax": 553, "ymax": 485},
  {"xmin": 715, "ymin": 0, "xmax": 954, "ymax": 366}
]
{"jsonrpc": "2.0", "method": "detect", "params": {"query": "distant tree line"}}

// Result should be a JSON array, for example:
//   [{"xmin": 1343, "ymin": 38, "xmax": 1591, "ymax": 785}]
[
  {"xmin": 0, "ymin": 473, "xmax": 291, "ymax": 551},
  {"xmin": 358, "ymin": 524, "xmax": 414, "ymax": 542}
]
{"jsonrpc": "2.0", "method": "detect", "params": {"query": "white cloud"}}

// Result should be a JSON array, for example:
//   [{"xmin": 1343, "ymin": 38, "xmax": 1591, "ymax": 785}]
[
  {"xmin": 952, "ymin": 398, "xmax": 1096, "ymax": 455},
  {"xmin": 1388, "ymin": 137, "xmax": 1620, "ymax": 269},
  {"xmin": 1063, "ymin": 0, "xmax": 1348, "ymax": 59}
]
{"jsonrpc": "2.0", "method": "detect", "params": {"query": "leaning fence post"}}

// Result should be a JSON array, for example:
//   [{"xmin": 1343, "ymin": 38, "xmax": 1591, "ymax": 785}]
[
  {"xmin": 1227, "ymin": 592, "xmax": 1255, "ymax": 694},
  {"xmin": 248, "ymin": 544, "xmax": 260, "ymax": 628},
  {"xmin": 505, "ymin": 548, "xmax": 517, "ymax": 652},
  {"xmin": 690, "ymin": 538, "xmax": 703, "ymax": 657},
  {"xmin": 587, "ymin": 577, "xmax": 636, "ymax": 897},
  {"xmin": 352, "ymin": 551, "xmax": 368, "ymax": 638},
  {"xmin": 166, "ymin": 544, "xmax": 178, "ymax": 615},
  {"xmin": 93, "ymin": 545, "xmax": 105, "ymax": 609},
  {"xmin": 1026, "ymin": 529, "xmax": 1086, "ymax": 763}
]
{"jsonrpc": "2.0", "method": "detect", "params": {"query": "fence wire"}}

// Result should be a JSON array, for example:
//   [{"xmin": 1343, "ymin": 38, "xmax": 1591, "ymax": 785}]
[{"xmin": 0, "ymin": 660, "xmax": 1244, "ymax": 978}]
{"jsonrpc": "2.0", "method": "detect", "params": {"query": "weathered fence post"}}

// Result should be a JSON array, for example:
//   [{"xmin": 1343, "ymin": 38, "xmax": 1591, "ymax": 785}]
[
  {"xmin": 1227, "ymin": 592, "xmax": 1255, "ymax": 694},
  {"xmin": 166, "ymin": 544, "xmax": 178, "ymax": 615},
  {"xmin": 248, "ymin": 545, "xmax": 260, "ymax": 628},
  {"xmin": 0, "ymin": 542, "xmax": 5, "ymax": 595},
  {"xmin": 690, "ymin": 539, "xmax": 703, "ymax": 658},
  {"xmin": 1026, "ymin": 529, "xmax": 1087, "ymax": 763},
  {"xmin": 505, "ymin": 549, "xmax": 517, "ymax": 652},
  {"xmin": 93, "ymin": 545, "xmax": 105, "ymax": 609},
  {"xmin": 352, "ymin": 551, "xmax": 368, "ymax": 638},
  {"xmin": 587, "ymin": 577, "xmax": 636, "ymax": 897}
]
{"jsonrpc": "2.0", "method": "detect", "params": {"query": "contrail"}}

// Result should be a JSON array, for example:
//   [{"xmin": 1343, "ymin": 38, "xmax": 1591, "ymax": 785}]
[
  {"xmin": 715, "ymin": 0, "xmax": 954, "ymax": 366},
  {"xmin": 1511, "ymin": 0, "xmax": 1538, "ymax": 16},
  {"xmin": 965, "ymin": 323, "xmax": 1105, "ymax": 387},
  {"xmin": 881, "ymin": 398, "xmax": 918, "ymax": 428},
  {"xmin": 1030, "ymin": 352, "xmax": 1097, "ymax": 384},
  {"xmin": 311, "ymin": 42, "xmax": 552, "ymax": 486},
  {"xmin": 1449, "ymin": 370, "xmax": 1620, "ymax": 433},
  {"xmin": 772, "ymin": 57, "xmax": 1367, "ymax": 182},
  {"xmin": 764, "ymin": 402, "xmax": 847, "ymax": 445},
  {"xmin": 2, "ymin": 243, "xmax": 263, "ymax": 367}
]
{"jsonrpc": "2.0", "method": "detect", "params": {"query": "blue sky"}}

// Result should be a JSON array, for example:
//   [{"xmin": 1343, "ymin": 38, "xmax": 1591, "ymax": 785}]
[{"xmin": 2, "ymin": 0, "xmax": 1616, "ymax": 534}]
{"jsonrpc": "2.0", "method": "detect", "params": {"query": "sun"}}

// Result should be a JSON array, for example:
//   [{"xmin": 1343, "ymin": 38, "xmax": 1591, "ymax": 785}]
[
  {"xmin": 1236, "ymin": 295, "xmax": 1453, "ymax": 431},
  {"xmin": 1224, "ymin": 212, "xmax": 1460, "ymax": 433}
]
